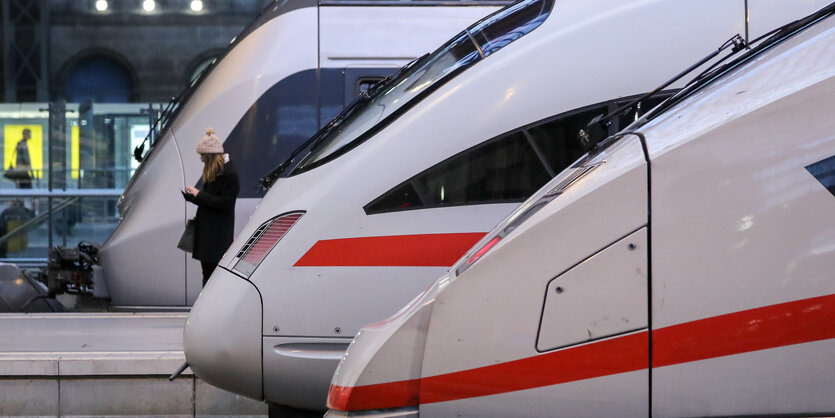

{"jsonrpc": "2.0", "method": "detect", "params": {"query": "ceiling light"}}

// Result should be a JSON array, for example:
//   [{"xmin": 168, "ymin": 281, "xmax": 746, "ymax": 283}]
[
  {"xmin": 190, "ymin": 1, "xmax": 203, "ymax": 12},
  {"xmin": 142, "ymin": 0, "xmax": 155, "ymax": 12},
  {"xmin": 95, "ymin": 0, "xmax": 108, "ymax": 11}
]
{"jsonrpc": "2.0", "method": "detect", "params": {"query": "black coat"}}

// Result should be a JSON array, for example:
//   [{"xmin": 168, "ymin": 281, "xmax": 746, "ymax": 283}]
[{"xmin": 184, "ymin": 160, "xmax": 240, "ymax": 264}]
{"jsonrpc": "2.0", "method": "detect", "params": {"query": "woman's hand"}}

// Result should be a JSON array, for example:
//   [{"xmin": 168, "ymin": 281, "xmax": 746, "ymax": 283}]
[{"xmin": 185, "ymin": 186, "xmax": 199, "ymax": 196}]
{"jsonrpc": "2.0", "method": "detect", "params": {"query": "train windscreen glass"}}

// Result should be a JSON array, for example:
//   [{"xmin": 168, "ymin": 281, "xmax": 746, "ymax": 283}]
[
  {"xmin": 305, "ymin": 34, "xmax": 480, "ymax": 162},
  {"xmin": 294, "ymin": 0, "xmax": 554, "ymax": 173}
]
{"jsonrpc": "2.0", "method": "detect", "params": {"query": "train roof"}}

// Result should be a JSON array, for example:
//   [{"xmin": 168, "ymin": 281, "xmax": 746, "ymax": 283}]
[{"xmin": 319, "ymin": 0, "xmax": 514, "ymax": 5}]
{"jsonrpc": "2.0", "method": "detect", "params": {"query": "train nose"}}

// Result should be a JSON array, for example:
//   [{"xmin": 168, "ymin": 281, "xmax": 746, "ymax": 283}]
[{"xmin": 184, "ymin": 267, "xmax": 263, "ymax": 400}]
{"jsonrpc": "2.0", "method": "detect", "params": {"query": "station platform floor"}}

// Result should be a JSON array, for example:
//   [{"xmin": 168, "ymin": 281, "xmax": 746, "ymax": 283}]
[{"xmin": 0, "ymin": 312, "xmax": 268, "ymax": 417}]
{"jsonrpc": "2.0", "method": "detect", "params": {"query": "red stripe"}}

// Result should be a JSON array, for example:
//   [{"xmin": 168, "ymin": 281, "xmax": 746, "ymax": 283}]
[
  {"xmin": 329, "ymin": 332, "xmax": 647, "ymax": 411},
  {"xmin": 653, "ymin": 293, "xmax": 835, "ymax": 367},
  {"xmin": 294, "ymin": 233, "xmax": 486, "ymax": 267},
  {"xmin": 329, "ymin": 293, "xmax": 835, "ymax": 411},
  {"xmin": 328, "ymin": 380, "xmax": 419, "ymax": 412},
  {"xmin": 420, "ymin": 331, "xmax": 647, "ymax": 404}
]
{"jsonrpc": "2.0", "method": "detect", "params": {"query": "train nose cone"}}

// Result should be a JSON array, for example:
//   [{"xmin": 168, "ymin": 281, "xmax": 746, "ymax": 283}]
[{"xmin": 184, "ymin": 267, "xmax": 263, "ymax": 400}]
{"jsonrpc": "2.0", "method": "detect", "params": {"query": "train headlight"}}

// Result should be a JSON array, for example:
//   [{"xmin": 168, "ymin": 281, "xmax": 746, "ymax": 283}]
[{"xmin": 232, "ymin": 211, "xmax": 304, "ymax": 277}]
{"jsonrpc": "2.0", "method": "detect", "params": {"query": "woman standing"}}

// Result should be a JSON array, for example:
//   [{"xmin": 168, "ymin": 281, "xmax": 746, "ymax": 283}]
[
  {"xmin": 183, "ymin": 128, "xmax": 240, "ymax": 287},
  {"xmin": 15, "ymin": 128, "xmax": 33, "ymax": 189}
]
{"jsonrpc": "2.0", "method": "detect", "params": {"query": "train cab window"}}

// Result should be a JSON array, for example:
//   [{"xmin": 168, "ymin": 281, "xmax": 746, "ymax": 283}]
[
  {"xmin": 343, "ymin": 68, "xmax": 397, "ymax": 107},
  {"xmin": 356, "ymin": 77, "xmax": 385, "ymax": 95}
]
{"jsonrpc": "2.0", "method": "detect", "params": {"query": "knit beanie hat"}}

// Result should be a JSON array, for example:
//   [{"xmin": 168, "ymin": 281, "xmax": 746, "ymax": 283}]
[{"xmin": 196, "ymin": 127, "xmax": 223, "ymax": 154}]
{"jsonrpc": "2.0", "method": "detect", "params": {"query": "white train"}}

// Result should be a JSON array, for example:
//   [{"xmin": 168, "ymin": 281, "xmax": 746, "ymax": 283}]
[
  {"xmin": 183, "ymin": 0, "xmax": 831, "ymax": 411},
  {"xmin": 328, "ymin": 3, "xmax": 835, "ymax": 416},
  {"xmin": 96, "ymin": 0, "xmax": 505, "ymax": 307}
]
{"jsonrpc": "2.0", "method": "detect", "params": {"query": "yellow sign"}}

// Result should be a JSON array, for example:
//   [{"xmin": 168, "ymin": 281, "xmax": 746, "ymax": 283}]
[
  {"xmin": 4, "ymin": 125, "xmax": 43, "ymax": 179},
  {"xmin": 71, "ymin": 125, "xmax": 80, "ymax": 179}
]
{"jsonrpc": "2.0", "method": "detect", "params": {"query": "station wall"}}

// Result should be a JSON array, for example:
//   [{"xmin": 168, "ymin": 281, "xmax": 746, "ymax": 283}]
[{"xmin": 49, "ymin": 13, "xmax": 250, "ymax": 102}]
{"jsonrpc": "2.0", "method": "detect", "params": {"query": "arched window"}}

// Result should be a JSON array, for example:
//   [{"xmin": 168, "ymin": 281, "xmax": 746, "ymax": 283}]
[
  {"xmin": 184, "ymin": 49, "xmax": 223, "ymax": 88},
  {"xmin": 66, "ymin": 54, "xmax": 136, "ymax": 103}
]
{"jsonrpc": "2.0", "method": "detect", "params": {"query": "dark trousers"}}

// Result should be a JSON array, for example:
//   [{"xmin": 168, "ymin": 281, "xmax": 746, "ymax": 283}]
[{"xmin": 201, "ymin": 261, "xmax": 217, "ymax": 287}]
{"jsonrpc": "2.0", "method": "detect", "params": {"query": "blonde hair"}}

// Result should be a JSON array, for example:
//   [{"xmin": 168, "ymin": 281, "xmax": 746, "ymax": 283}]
[{"xmin": 202, "ymin": 153, "xmax": 225, "ymax": 183}]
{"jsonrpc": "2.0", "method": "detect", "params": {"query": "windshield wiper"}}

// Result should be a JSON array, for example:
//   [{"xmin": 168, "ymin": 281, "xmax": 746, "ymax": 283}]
[
  {"xmin": 577, "ymin": 34, "xmax": 749, "ymax": 150},
  {"xmin": 133, "ymin": 97, "xmax": 178, "ymax": 162},
  {"xmin": 579, "ymin": 2, "xmax": 835, "ymax": 152},
  {"xmin": 366, "ymin": 53, "xmax": 430, "ymax": 98},
  {"xmin": 257, "ymin": 92, "xmax": 373, "ymax": 190},
  {"xmin": 257, "ymin": 53, "xmax": 431, "ymax": 190},
  {"xmin": 656, "ymin": 2, "xmax": 835, "ymax": 114}
]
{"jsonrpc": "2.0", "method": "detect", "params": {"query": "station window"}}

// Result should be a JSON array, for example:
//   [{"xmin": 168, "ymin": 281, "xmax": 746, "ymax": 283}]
[{"xmin": 66, "ymin": 55, "xmax": 136, "ymax": 103}]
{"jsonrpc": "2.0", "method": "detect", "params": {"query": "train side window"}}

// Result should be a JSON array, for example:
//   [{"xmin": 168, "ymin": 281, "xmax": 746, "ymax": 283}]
[
  {"xmin": 414, "ymin": 132, "xmax": 549, "ymax": 206},
  {"xmin": 527, "ymin": 106, "xmax": 605, "ymax": 175},
  {"xmin": 365, "ymin": 182, "xmax": 424, "ymax": 213},
  {"xmin": 356, "ymin": 77, "xmax": 385, "ymax": 96},
  {"xmin": 365, "ymin": 131, "xmax": 550, "ymax": 214},
  {"xmin": 343, "ymin": 68, "xmax": 398, "ymax": 106},
  {"xmin": 612, "ymin": 94, "xmax": 672, "ymax": 132},
  {"xmin": 364, "ymin": 94, "xmax": 669, "ymax": 214}
]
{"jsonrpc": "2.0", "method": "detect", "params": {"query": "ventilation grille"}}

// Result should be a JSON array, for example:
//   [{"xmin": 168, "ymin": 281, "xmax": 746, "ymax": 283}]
[
  {"xmin": 236, "ymin": 220, "xmax": 273, "ymax": 258},
  {"xmin": 233, "ymin": 212, "xmax": 304, "ymax": 277}
]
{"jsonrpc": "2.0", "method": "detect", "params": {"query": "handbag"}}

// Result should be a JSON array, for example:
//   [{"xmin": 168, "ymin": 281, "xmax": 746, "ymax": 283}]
[
  {"xmin": 4, "ymin": 149, "xmax": 31, "ymax": 181},
  {"xmin": 177, "ymin": 218, "xmax": 196, "ymax": 252}
]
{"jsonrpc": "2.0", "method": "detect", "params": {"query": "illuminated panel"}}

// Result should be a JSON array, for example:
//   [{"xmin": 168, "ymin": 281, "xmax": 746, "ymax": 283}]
[
  {"xmin": 3, "ymin": 125, "xmax": 44, "ymax": 179},
  {"xmin": 72, "ymin": 125, "xmax": 80, "ymax": 179}
]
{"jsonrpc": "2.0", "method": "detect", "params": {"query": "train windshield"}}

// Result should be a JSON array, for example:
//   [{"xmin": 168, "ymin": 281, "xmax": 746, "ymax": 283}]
[{"xmin": 291, "ymin": 0, "xmax": 554, "ymax": 174}]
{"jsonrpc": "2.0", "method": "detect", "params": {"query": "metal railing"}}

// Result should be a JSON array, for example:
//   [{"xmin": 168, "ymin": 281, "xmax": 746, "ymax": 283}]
[{"xmin": 0, "ymin": 189, "xmax": 123, "ymax": 264}]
